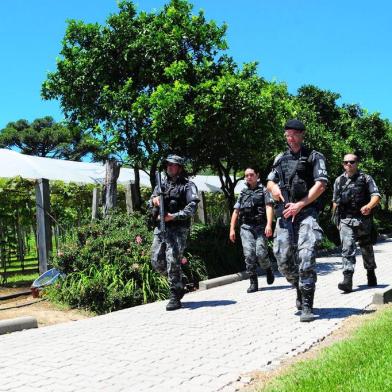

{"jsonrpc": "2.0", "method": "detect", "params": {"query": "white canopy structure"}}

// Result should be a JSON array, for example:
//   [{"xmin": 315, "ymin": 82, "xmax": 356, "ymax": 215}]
[{"xmin": 0, "ymin": 148, "xmax": 245, "ymax": 192}]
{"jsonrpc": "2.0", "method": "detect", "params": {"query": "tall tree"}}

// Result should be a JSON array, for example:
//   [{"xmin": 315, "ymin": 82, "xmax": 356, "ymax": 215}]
[
  {"xmin": 0, "ymin": 116, "xmax": 99, "ymax": 160},
  {"xmin": 42, "ymin": 0, "xmax": 228, "ymax": 196}
]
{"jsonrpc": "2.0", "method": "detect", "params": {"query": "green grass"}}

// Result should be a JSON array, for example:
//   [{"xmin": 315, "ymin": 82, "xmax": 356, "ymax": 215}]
[
  {"xmin": 261, "ymin": 307, "xmax": 392, "ymax": 392},
  {"xmin": 0, "ymin": 272, "xmax": 39, "ymax": 287}
]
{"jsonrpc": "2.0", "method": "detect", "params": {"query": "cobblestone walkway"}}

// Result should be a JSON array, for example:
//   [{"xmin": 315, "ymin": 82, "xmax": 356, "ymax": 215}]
[{"xmin": 1, "ymin": 240, "xmax": 391, "ymax": 392}]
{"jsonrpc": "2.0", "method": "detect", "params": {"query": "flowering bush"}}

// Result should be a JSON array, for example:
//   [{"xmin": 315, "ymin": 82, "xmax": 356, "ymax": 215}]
[{"xmin": 47, "ymin": 212, "xmax": 169, "ymax": 313}]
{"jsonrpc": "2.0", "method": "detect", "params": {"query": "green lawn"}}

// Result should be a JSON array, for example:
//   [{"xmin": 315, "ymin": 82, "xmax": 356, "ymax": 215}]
[
  {"xmin": 2, "ymin": 272, "xmax": 39, "ymax": 287},
  {"xmin": 261, "ymin": 306, "xmax": 392, "ymax": 392},
  {"xmin": 1, "ymin": 253, "xmax": 39, "ymax": 287}
]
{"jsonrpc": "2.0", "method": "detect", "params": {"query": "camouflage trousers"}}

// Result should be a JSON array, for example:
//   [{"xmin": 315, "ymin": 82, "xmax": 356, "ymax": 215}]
[
  {"xmin": 150, "ymin": 226, "xmax": 189, "ymax": 292},
  {"xmin": 240, "ymin": 224, "xmax": 271, "ymax": 276},
  {"xmin": 339, "ymin": 218, "xmax": 376, "ymax": 272},
  {"xmin": 273, "ymin": 213, "xmax": 323, "ymax": 290}
]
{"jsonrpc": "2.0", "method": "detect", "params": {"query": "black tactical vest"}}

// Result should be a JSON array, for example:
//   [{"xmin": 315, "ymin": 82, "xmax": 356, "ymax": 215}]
[
  {"xmin": 162, "ymin": 177, "xmax": 188, "ymax": 214},
  {"xmin": 277, "ymin": 147, "xmax": 314, "ymax": 202},
  {"xmin": 338, "ymin": 173, "xmax": 370, "ymax": 216},
  {"xmin": 238, "ymin": 185, "xmax": 267, "ymax": 225}
]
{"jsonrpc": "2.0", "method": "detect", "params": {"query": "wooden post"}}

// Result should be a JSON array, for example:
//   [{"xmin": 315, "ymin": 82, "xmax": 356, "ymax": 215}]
[
  {"xmin": 35, "ymin": 178, "xmax": 51, "ymax": 274},
  {"xmin": 197, "ymin": 191, "xmax": 208, "ymax": 224},
  {"xmin": 125, "ymin": 182, "xmax": 141, "ymax": 214},
  {"xmin": 91, "ymin": 187, "xmax": 100, "ymax": 220},
  {"xmin": 104, "ymin": 159, "xmax": 121, "ymax": 216}
]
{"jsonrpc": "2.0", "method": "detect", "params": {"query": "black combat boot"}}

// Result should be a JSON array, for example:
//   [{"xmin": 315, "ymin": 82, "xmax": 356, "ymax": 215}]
[
  {"xmin": 166, "ymin": 289, "xmax": 182, "ymax": 311},
  {"xmin": 247, "ymin": 274, "xmax": 258, "ymax": 293},
  {"xmin": 177, "ymin": 287, "xmax": 185, "ymax": 300},
  {"xmin": 338, "ymin": 271, "xmax": 353, "ymax": 293},
  {"xmin": 300, "ymin": 288, "xmax": 315, "ymax": 322},
  {"xmin": 295, "ymin": 283, "xmax": 302, "ymax": 310},
  {"xmin": 367, "ymin": 269, "xmax": 377, "ymax": 286},
  {"xmin": 266, "ymin": 268, "xmax": 275, "ymax": 285}
]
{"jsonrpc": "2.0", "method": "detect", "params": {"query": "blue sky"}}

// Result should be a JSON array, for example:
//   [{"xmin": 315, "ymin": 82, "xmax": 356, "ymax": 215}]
[{"xmin": 1, "ymin": 0, "xmax": 392, "ymax": 129}]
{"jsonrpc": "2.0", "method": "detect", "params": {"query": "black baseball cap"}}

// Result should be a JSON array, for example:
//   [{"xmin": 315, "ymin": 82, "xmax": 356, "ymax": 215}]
[{"xmin": 284, "ymin": 119, "xmax": 306, "ymax": 131}]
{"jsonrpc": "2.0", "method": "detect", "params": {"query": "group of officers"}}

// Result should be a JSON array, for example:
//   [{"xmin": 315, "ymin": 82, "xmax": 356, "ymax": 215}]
[{"xmin": 149, "ymin": 119, "xmax": 381, "ymax": 322}]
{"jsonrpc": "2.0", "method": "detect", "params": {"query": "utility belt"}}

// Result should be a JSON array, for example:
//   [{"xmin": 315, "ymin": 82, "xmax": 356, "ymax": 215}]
[
  {"xmin": 240, "ymin": 215, "xmax": 265, "ymax": 225},
  {"xmin": 339, "ymin": 211, "xmax": 362, "ymax": 219},
  {"xmin": 338, "ymin": 204, "xmax": 363, "ymax": 219}
]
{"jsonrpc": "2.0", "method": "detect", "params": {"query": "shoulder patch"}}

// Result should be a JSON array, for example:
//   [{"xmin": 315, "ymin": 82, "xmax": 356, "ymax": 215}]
[
  {"xmin": 273, "ymin": 152, "xmax": 285, "ymax": 166},
  {"xmin": 310, "ymin": 150, "xmax": 326, "ymax": 160}
]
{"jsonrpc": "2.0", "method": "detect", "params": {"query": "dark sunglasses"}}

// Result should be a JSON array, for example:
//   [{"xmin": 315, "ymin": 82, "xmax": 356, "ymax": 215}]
[{"xmin": 343, "ymin": 160, "xmax": 357, "ymax": 165}]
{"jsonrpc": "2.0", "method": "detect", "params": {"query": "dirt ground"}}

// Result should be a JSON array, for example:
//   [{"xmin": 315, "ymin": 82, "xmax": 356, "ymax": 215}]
[
  {"xmin": 237, "ymin": 303, "xmax": 391, "ymax": 391},
  {"xmin": 0, "ymin": 287, "xmax": 92, "ymax": 327}
]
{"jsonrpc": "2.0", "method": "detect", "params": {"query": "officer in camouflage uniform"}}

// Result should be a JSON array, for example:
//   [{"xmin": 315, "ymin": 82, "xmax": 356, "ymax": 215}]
[
  {"xmin": 267, "ymin": 119, "xmax": 328, "ymax": 322},
  {"xmin": 149, "ymin": 155, "xmax": 200, "ymax": 311},
  {"xmin": 332, "ymin": 153, "xmax": 381, "ymax": 293},
  {"xmin": 230, "ymin": 167, "xmax": 275, "ymax": 293}
]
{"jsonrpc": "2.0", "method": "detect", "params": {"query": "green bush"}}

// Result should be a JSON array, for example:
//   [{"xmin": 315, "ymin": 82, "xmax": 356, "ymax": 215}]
[
  {"xmin": 373, "ymin": 208, "xmax": 392, "ymax": 234},
  {"xmin": 47, "ymin": 212, "xmax": 170, "ymax": 313},
  {"xmin": 203, "ymin": 192, "xmax": 231, "ymax": 224},
  {"xmin": 187, "ymin": 223, "xmax": 245, "ymax": 278}
]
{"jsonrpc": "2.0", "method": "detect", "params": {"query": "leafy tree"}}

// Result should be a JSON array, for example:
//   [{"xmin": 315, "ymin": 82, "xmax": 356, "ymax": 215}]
[
  {"xmin": 42, "ymin": 0, "xmax": 228, "ymax": 195},
  {"xmin": 297, "ymin": 85, "xmax": 341, "ymax": 131},
  {"xmin": 147, "ymin": 60, "xmax": 294, "ymax": 207},
  {"xmin": 296, "ymin": 85, "xmax": 392, "ymax": 212},
  {"xmin": 0, "ymin": 116, "xmax": 100, "ymax": 161},
  {"xmin": 345, "ymin": 113, "xmax": 392, "ymax": 206}
]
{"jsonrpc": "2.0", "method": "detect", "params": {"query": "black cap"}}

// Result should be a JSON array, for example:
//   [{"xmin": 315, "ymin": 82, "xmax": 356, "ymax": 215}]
[{"xmin": 284, "ymin": 119, "xmax": 305, "ymax": 131}]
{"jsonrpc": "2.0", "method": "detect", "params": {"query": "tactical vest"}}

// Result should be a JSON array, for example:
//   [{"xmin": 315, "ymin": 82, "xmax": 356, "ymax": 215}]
[
  {"xmin": 238, "ymin": 186, "xmax": 267, "ymax": 225},
  {"xmin": 162, "ymin": 177, "xmax": 188, "ymax": 215},
  {"xmin": 277, "ymin": 147, "xmax": 314, "ymax": 202},
  {"xmin": 338, "ymin": 173, "xmax": 370, "ymax": 217}
]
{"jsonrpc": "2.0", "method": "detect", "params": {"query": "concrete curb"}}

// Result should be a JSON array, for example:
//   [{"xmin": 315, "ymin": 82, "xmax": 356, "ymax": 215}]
[
  {"xmin": 0, "ymin": 316, "xmax": 38, "ymax": 335},
  {"xmin": 198, "ymin": 236, "xmax": 392, "ymax": 291},
  {"xmin": 199, "ymin": 271, "xmax": 249, "ymax": 290},
  {"xmin": 372, "ymin": 287, "xmax": 392, "ymax": 304}
]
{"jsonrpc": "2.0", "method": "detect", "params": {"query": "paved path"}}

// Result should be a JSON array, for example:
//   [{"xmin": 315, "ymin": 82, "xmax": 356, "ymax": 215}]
[{"xmin": 1, "ymin": 240, "xmax": 392, "ymax": 392}]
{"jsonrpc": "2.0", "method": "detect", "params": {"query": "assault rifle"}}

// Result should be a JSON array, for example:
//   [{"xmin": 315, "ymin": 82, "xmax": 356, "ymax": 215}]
[
  {"xmin": 155, "ymin": 171, "xmax": 166, "ymax": 234},
  {"xmin": 274, "ymin": 160, "xmax": 298, "ymax": 249},
  {"xmin": 275, "ymin": 185, "xmax": 297, "ymax": 248}
]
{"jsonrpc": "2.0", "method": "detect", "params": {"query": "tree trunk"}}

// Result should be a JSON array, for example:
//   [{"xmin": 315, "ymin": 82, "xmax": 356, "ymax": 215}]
[
  {"xmin": 149, "ymin": 160, "xmax": 160, "ymax": 190},
  {"xmin": 215, "ymin": 161, "xmax": 238, "ymax": 213},
  {"xmin": 132, "ymin": 166, "xmax": 142, "ymax": 211},
  {"xmin": 104, "ymin": 159, "xmax": 121, "ymax": 216}
]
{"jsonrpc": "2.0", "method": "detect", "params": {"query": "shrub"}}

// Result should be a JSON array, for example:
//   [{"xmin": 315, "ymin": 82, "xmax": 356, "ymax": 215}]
[
  {"xmin": 47, "ymin": 212, "xmax": 170, "ymax": 313},
  {"xmin": 186, "ymin": 223, "xmax": 245, "ymax": 278}
]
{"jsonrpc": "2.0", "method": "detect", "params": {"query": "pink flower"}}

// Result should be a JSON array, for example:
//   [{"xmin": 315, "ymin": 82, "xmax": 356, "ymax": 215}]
[
  {"xmin": 181, "ymin": 257, "xmax": 188, "ymax": 265},
  {"xmin": 135, "ymin": 235, "xmax": 143, "ymax": 245}
]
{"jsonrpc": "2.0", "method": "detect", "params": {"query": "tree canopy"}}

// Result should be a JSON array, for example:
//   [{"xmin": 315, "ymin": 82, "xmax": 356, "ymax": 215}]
[{"xmin": 0, "ymin": 116, "xmax": 100, "ymax": 161}]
